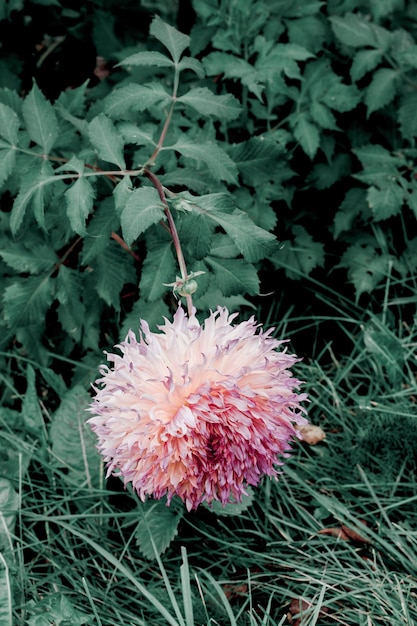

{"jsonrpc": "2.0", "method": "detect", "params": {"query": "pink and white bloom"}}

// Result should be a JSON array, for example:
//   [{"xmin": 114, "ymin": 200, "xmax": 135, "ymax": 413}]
[{"xmin": 88, "ymin": 307, "xmax": 308, "ymax": 511}]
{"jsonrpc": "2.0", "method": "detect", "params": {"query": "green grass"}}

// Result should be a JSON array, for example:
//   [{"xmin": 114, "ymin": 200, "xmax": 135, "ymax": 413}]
[{"xmin": 2, "ymin": 282, "xmax": 417, "ymax": 626}]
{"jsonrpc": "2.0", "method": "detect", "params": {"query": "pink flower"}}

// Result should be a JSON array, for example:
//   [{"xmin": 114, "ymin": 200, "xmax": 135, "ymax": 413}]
[{"xmin": 88, "ymin": 307, "xmax": 308, "ymax": 511}]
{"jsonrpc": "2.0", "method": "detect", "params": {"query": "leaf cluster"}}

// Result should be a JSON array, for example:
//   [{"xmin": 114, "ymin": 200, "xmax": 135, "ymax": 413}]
[{"xmin": 191, "ymin": 0, "xmax": 417, "ymax": 304}]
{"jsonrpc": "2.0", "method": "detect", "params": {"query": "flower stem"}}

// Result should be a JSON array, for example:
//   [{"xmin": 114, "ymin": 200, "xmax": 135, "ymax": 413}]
[{"xmin": 145, "ymin": 169, "xmax": 193, "ymax": 316}]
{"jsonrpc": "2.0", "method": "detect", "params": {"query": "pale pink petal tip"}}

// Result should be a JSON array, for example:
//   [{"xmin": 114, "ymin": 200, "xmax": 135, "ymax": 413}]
[{"xmin": 88, "ymin": 306, "xmax": 308, "ymax": 511}]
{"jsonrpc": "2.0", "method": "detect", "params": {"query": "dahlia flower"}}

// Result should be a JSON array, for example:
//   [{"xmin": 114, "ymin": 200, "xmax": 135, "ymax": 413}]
[{"xmin": 88, "ymin": 307, "xmax": 308, "ymax": 511}]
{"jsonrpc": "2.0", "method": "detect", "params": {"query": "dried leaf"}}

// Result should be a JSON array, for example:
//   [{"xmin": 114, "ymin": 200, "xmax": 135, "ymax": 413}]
[{"xmin": 297, "ymin": 424, "xmax": 326, "ymax": 445}]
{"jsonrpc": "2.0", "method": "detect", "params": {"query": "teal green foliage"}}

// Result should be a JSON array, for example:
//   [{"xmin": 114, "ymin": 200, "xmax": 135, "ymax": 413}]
[{"xmin": 1, "ymin": 2, "xmax": 417, "ymax": 623}]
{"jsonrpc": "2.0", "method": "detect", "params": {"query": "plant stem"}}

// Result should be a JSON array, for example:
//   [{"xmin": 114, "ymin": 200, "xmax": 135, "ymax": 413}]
[{"xmin": 145, "ymin": 169, "xmax": 193, "ymax": 316}]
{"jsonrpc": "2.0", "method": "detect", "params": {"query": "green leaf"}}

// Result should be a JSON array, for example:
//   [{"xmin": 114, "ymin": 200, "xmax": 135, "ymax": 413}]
[
  {"xmin": 26, "ymin": 593, "xmax": 91, "ymax": 626},
  {"xmin": 0, "ymin": 478, "xmax": 19, "ymax": 552},
  {"xmin": 395, "ymin": 45, "xmax": 417, "ymax": 69},
  {"xmin": 104, "ymin": 83, "xmax": 171, "ymax": 119},
  {"xmin": 177, "ymin": 57, "xmax": 205, "ymax": 78},
  {"xmin": 118, "ymin": 122, "xmax": 157, "ymax": 147},
  {"xmin": 334, "ymin": 188, "xmax": 368, "ymax": 239},
  {"xmin": 272, "ymin": 225, "xmax": 325, "ymax": 279},
  {"xmin": 0, "ymin": 243, "xmax": 56, "ymax": 273},
  {"xmin": 65, "ymin": 177, "xmax": 96, "ymax": 235},
  {"xmin": 22, "ymin": 82, "xmax": 59, "ymax": 153},
  {"xmin": 0, "ymin": 148, "xmax": 16, "ymax": 187},
  {"xmin": 177, "ymin": 212, "xmax": 214, "ymax": 260},
  {"xmin": 55, "ymin": 80, "xmax": 88, "ymax": 115},
  {"xmin": 117, "ymin": 50, "xmax": 174, "ymax": 68},
  {"xmin": 149, "ymin": 15, "xmax": 190, "ymax": 64},
  {"xmin": 3, "ymin": 276, "xmax": 54, "ymax": 328},
  {"xmin": 135, "ymin": 499, "xmax": 183, "ymax": 560},
  {"xmin": 9, "ymin": 161, "xmax": 56, "ymax": 233},
  {"xmin": 310, "ymin": 101, "xmax": 338, "ymax": 130},
  {"xmin": 0, "ymin": 103, "xmax": 19, "ymax": 144},
  {"xmin": 120, "ymin": 298, "xmax": 170, "ymax": 337},
  {"xmin": 170, "ymin": 136, "xmax": 238, "ymax": 184},
  {"xmin": 205, "ymin": 487, "xmax": 254, "ymax": 516},
  {"xmin": 367, "ymin": 184, "xmax": 404, "ymax": 220},
  {"xmin": 121, "ymin": 187, "xmax": 165, "ymax": 246},
  {"xmin": 93, "ymin": 241, "xmax": 135, "ymax": 310},
  {"xmin": 82, "ymin": 199, "xmax": 120, "ymax": 263},
  {"xmin": 365, "ymin": 68, "xmax": 398, "ymax": 116},
  {"xmin": 22, "ymin": 365, "xmax": 44, "ymax": 436},
  {"xmin": 206, "ymin": 257, "xmax": 259, "ymax": 296},
  {"xmin": 340, "ymin": 243, "xmax": 392, "ymax": 300},
  {"xmin": 197, "ymin": 196, "xmax": 277, "ymax": 262},
  {"xmin": 177, "ymin": 87, "xmax": 241, "ymax": 120},
  {"xmin": 56, "ymin": 266, "xmax": 86, "ymax": 334},
  {"xmin": 229, "ymin": 137, "xmax": 284, "ymax": 186},
  {"xmin": 398, "ymin": 92, "xmax": 417, "ymax": 138},
  {"xmin": 330, "ymin": 14, "xmax": 379, "ymax": 48},
  {"xmin": 140, "ymin": 237, "xmax": 175, "ymax": 302},
  {"xmin": 292, "ymin": 113, "xmax": 320, "ymax": 159},
  {"xmin": 203, "ymin": 52, "xmax": 263, "ymax": 99},
  {"xmin": 88, "ymin": 113, "xmax": 126, "ymax": 168},
  {"xmin": 50, "ymin": 386, "xmax": 101, "ymax": 488},
  {"xmin": 350, "ymin": 49, "xmax": 383, "ymax": 82}
]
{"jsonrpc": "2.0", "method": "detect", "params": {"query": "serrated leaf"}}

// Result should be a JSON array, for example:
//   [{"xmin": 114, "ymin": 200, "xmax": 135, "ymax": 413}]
[
  {"xmin": 208, "ymin": 210, "xmax": 277, "ymax": 262},
  {"xmin": 22, "ymin": 82, "xmax": 59, "ymax": 153},
  {"xmin": 56, "ymin": 266, "xmax": 86, "ymax": 333},
  {"xmin": 350, "ymin": 49, "xmax": 383, "ymax": 82},
  {"xmin": 117, "ymin": 50, "xmax": 174, "ymax": 68},
  {"xmin": 171, "ymin": 136, "xmax": 238, "ymax": 184},
  {"xmin": 139, "ymin": 237, "xmax": 175, "ymax": 302},
  {"xmin": 310, "ymin": 101, "xmax": 338, "ymax": 130},
  {"xmin": 177, "ymin": 56, "xmax": 205, "ymax": 78},
  {"xmin": 3, "ymin": 275, "xmax": 54, "ymax": 327},
  {"xmin": 203, "ymin": 52, "xmax": 263, "ymax": 98},
  {"xmin": 398, "ymin": 92, "xmax": 417, "ymax": 138},
  {"xmin": 120, "ymin": 298, "xmax": 170, "ymax": 337},
  {"xmin": 0, "ymin": 148, "xmax": 16, "ymax": 187},
  {"xmin": 65, "ymin": 177, "xmax": 96, "ymax": 235},
  {"xmin": 56, "ymin": 154, "xmax": 85, "ymax": 175},
  {"xmin": 82, "ymin": 199, "xmax": 119, "ymax": 263},
  {"xmin": 177, "ymin": 87, "xmax": 241, "ymax": 120},
  {"xmin": 0, "ymin": 103, "xmax": 19, "ymax": 144},
  {"xmin": 88, "ymin": 113, "xmax": 125, "ymax": 168},
  {"xmin": 50, "ymin": 386, "xmax": 101, "ymax": 488},
  {"xmin": 340, "ymin": 243, "xmax": 392, "ymax": 300},
  {"xmin": 104, "ymin": 83, "xmax": 171, "ymax": 119},
  {"xmin": 149, "ymin": 15, "xmax": 190, "ymax": 64},
  {"xmin": 272, "ymin": 225, "xmax": 325, "ymax": 279},
  {"xmin": 319, "ymin": 80, "xmax": 361, "ymax": 113},
  {"xmin": 121, "ymin": 187, "xmax": 165, "ymax": 246},
  {"xmin": 229, "ymin": 137, "xmax": 284, "ymax": 186},
  {"xmin": 118, "ymin": 122, "xmax": 157, "ymax": 147},
  {"xmin": 10, "ymin": 161, "xmax": 57, "ymax": 233},
  {"xmin": 395, "ymin": 45, "xmax": 417, "ymax": 69},
  {"xmin": 330, "ymin": 14, "xmax": 378, "ymax": 48},
  {"xmin": 178, "ymin": 212, "xmax": 214, "ymax": 260},
  {"xmin": 0, "ymin": 243, "xmax": 56, "ymax": 273},
  {"xmin": 135, "ymin": 499, "xmax": 183, "ymax": 560},
  {"xmin": 292, "ymin": 113, "xmax": 320, "ymax": 159},
  {"xmin": 365, "ymin": 68, "xmax": 398, "ymax": 116},
  {"xmin": 206, "ymin": 257, "xmax": 259, "ymax": 296},
  {"xmin": 22, "ymin": 365, "xmax": 44, "ymax": 435},
  {"xmin": 367, "ymin": 183, "xmax": 404, "ymax": 220},
  {"xmin": 55, "ymin": 80, "xmax": 88, "ymax": 115},
  {"xmin": 94, "ymin": 241, "xmax": 135, "ymax": 309},
  {"xmin": 333, "ymin": 188, "xmax": 367, "ymax": 239}
]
